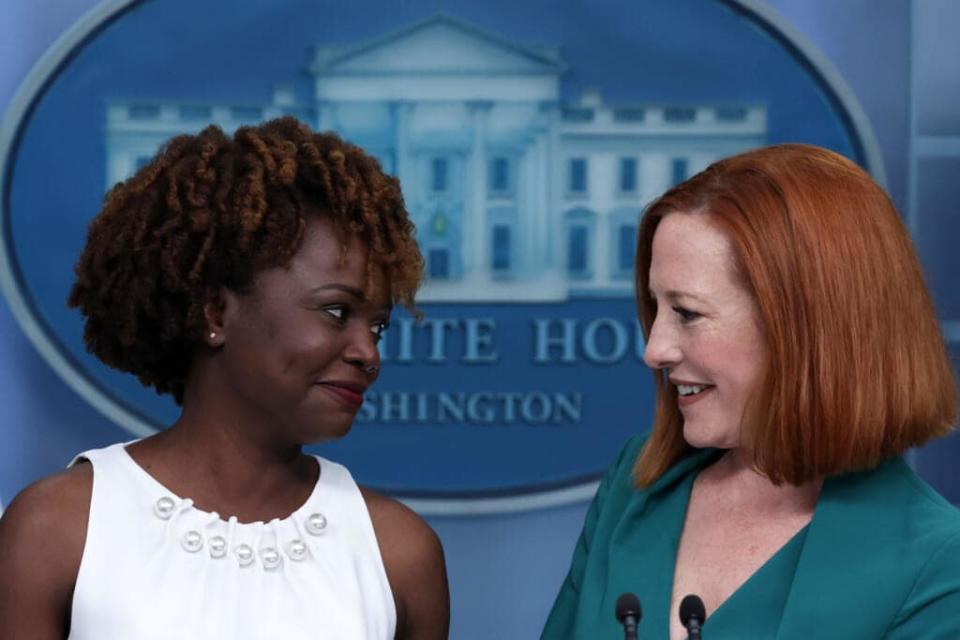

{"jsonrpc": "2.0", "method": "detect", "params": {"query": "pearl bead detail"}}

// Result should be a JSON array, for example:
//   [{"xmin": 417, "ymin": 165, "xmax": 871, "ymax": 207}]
[
  {"xmin": 287, "ymin": 539, "xmax": 308, "ymax": 561},
  {"xmin": 260, "ymin": 547, "xmax": 282, "ymax": 570},
  {"xmin": 181, "ymin": 530, "xmax": 204, "ymax": 553},
  {"xmin": 235, "ymin": 544, "xmax": 255, "ymax": 567},
  {"xmin": 208, "ymin": 535, "xmax": 227, "ymax": 559},
  {"xmin": 306, "ymin": 512, "xmax": 328, "ymax": 535},
  {"xmin": 153, "ymin": 496, "xmax": 176, "ymax": 520}
]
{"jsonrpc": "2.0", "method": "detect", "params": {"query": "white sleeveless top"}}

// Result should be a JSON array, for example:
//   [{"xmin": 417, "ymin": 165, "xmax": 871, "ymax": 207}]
[{"xmin": 67, "ymin": 443, "xmax": 396, "ymax": 640}]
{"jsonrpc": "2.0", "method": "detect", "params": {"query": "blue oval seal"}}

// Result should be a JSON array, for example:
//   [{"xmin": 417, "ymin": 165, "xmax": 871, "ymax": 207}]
[{"xmin": 0, "ymin": 0, "xmax": 880, "ymax": 512}]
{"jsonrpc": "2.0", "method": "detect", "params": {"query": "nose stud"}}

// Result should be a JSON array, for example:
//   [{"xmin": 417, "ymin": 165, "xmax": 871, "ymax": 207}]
[{"xmin": 363, "ymin": 364, "xmax": 378, "ymax": 375}]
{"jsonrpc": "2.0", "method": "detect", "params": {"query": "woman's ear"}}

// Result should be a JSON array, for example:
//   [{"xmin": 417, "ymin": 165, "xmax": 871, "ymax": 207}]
[{"xmin": 203, "ymin": 289, "xmax": 228, "ymax": 348}]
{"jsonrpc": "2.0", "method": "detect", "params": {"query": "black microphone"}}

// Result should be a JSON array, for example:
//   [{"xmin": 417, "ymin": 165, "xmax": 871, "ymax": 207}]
[
  {"xmin": 615, "ymin": 592, "xmax": 642, "ymax": 640},
  {"xmin": 679, "ymin": 594, "xmax": 706, "ymax": 640}
]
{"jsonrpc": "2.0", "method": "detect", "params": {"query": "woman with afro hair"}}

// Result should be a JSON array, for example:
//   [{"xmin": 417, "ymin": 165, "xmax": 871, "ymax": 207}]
[{"xmin": 0, "ymin": 117, "xmax": 449, "ymax": 639}]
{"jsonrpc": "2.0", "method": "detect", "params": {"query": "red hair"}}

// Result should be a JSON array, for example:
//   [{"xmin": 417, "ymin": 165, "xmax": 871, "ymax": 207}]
[{"xmin": 634, "ymin": 144, "xmax": 957, "ymax": 486}]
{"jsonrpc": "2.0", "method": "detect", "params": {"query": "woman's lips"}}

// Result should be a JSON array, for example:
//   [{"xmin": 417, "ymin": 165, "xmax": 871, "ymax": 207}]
[
  {"xmin": 316, "ymin": 382, "xmax": 365, "ymax": 407},
  {"xmin": 677, "ymin": 386, "xmax": 714, "ymax": 407}
]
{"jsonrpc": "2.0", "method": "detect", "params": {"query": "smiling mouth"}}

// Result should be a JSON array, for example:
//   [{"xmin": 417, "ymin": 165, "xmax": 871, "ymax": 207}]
[
  {"xmin": 315, "ymin": 383, "xmax": 365, "ymax": 408},
  {"xmin": 677, "ymin": 383, "xmax": 711, "ymax": 397},
  {"xmin": 676, "ymin": 384, "xmax": 715, "ymax": 406}
]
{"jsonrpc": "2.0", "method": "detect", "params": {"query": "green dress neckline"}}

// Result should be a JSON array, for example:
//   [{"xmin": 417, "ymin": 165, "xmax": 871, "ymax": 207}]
[
  {"xmin": 612, "ymin": 448, "xmax": 808, "ymax": 638},
  {"xmin": 541, "ymin": 435, "xmax": 960, "ymax": 639}
]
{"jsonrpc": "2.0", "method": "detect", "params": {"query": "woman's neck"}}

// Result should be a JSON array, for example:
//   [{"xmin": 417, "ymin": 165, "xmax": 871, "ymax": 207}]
[
  {"xmin": 126, "ymin": 384, "xmax": 316, "ymax": 523},
  {"xmin": 697, "ymin": 448, "xmax": 822, "ymax": 516}
]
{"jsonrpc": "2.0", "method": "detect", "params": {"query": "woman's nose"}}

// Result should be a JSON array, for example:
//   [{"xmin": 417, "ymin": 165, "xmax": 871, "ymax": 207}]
[
  {"xmin": 643, "ymin": 315, "xmax": 682, "ymax": 370},
  {"xmin": 343, "ymin": 324, "xmax": 381, "ymax": 374}
]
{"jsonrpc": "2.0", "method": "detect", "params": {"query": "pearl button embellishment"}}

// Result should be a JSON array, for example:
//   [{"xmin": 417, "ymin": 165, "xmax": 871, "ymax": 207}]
[
  {"xmin": 306, "ymin": 512, "xmax": 328, "ymax": 535},
  {"xmin": 181, "ymin": 530, "xmax": 204, "ymax": 553},
  {"xmin": 287, "ymin": 539, "xmax": 308, "ymax": 561},
  {"xmin": 153, "ymin": 496, "xmax": 176, "ymax": 520},
  {"xmin": 149, "ymin": 491, "xmax": 326, "ymax": 570},
  {"xmin": 235, "ymin": 544, "xmax": 255, "ymax": 567},
  {"xmin": 260, "ymin": 547, "xmax": 282, "ymax": 570},
  {"xmin": 208, "ymin": 535, "xmax": 227, "ymax": 559}
]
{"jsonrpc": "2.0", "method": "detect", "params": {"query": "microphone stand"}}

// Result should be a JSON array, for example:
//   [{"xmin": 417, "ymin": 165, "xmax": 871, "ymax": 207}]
[
  {"xmin": 679, "ymin": 594, "xmax": 706, "ymax": 640},
  {"xmin": 615, "ymin": 593, "xmax": 641, "ymax": 640}
]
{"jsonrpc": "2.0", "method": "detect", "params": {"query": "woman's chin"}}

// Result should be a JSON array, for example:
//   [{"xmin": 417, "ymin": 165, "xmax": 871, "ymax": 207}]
[
  {"xmin": 682, "ymin": 426, "xmax": 736, "ymax": 450},
  {"xmin": 303, "ymin": 425, "xmax": 353, "ymax": 446}
]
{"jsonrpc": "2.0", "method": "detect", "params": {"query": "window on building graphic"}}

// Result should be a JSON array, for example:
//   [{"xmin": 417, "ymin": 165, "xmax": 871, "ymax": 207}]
[
  {"xmin": 619, "ymin": 224, "xmax": 637, "ymax": 272},
  {"xmin": 562, "ymin": 107, "xmax": 594, "ymax": 123},
  {"xmin": 569, "ymin": 158, "xmax": 588, "ymax": 193},
  {"xmin": 716, "ymin": 106, "xmax": 748, "ymax": 122},
  {"xmin": 429, "ymin": 249, "xmax": 449, "ymax": 279},
  {"xmin": 180, "ymin": 105, "xmax": 212, "ymax": 120},
  {"xmin": 672, "ymin": 158, "xmax": 689, "ymax": 185},
  {"xmin": 492, "ymin": 225, "xmax": 511, "ymax": 271},
  {"xmin": 613, "ymin": 107, "xmax": 646, "ymax": 123},
  {"xmin": 128, "ymin": 104, "xmax": 160, "ymax": 120},
  {"xmin": 568, "ymin": 225, "xmax": 589, "ymax": 274},
  {"xmin": 231, "ymin": 106, "xmax": 262, "ymax": 121},
  {"xmin": 490, "ymin": 157, "xmax": 510, "ymax": 194},
  {"xmin": 664, "ymin": 107, "xmax": 696, "ymax": 122},
  {"xmin": 619, "ymin": 157, "xmax": 637, "ymax": 193},
  {"xmin": 431, "ymin": 212, "xmax": 448, "ymax": 237},
  {"xmin": 432, "ymin": 157, "xmax": 448, "ymax": 192}
]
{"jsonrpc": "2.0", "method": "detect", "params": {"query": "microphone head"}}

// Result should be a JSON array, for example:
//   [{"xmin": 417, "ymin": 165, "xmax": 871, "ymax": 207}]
[
  {"xmin": 679, "ymin": 594, "xmax": 706, "ymax": 627},
  {"xmin": 615, "ymin": 592, "xmax": 642, "ymax": 623}
]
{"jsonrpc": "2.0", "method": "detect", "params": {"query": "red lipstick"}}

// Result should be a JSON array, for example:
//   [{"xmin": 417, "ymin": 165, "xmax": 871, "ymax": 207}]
[{"xmin": 316, "ymin": 381, "xmax": 366, "ymax": 408}]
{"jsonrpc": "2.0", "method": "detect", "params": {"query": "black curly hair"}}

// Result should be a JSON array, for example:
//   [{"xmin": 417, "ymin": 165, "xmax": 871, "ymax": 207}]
[{"xmin": 68, "ymin": 116, "xmax": 423, "ymax": 404}]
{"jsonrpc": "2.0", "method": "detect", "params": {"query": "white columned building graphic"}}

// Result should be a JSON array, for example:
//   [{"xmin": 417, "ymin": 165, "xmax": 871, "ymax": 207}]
[{"xmin": 105, "ymin": 14, "xmax": 767, "ymax": 301}]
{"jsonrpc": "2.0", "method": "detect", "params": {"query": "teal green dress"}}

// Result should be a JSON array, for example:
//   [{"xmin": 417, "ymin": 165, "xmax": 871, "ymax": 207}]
[{"xmin": 542, "ymin": 435, "xmax": 960, "ymax": 639}]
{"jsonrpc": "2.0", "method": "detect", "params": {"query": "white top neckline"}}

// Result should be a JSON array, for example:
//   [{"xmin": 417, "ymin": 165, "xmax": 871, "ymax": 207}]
[
  {"xmin": 68, "ymin": 440, "xmax": 397, "ymax": 639},
  {"xmin": 113, "ymin": 442, "xmax": 326, "ymax": 529}
]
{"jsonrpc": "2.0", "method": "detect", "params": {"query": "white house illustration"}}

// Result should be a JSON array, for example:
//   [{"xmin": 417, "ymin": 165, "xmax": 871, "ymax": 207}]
[{"xmin": 105, "ymin": 14, "xmax": 766, "ymax": 301}]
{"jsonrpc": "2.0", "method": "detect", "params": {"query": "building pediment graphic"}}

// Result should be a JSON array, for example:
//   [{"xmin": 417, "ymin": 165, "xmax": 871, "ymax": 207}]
[
  {"xmin": 104, "ymin": 12, "xmax": 767, "ymax": 303},
  {"xmin": 310, "ymin": 14, "xmax": 565, "ymax": 77}
]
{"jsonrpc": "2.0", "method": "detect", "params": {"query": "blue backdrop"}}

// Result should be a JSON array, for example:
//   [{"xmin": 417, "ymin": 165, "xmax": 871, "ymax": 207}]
[{"xmin": 1, "ymin": 1, "xmax": 957, "ymax": 638}]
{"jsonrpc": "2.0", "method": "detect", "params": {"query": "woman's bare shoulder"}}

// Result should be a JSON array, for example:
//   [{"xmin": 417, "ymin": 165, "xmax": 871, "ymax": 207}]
[
  {"xmin": 360, "ymin": 488, "xmax": 450, "ymax": 640},
  {"xmin": 0, "ymin": 461, "xmax": 93, "ymax": 530},
  {"xmin": 0, "ymin": 462, "xmax": 92, "ymax": 576},
  {"xmin": 360, "ymin": 488, "xmax": 440, "ymax": 548},
  {"xmin": 0, "ymin": 463, "xmax": 92, "ymax": 638}
]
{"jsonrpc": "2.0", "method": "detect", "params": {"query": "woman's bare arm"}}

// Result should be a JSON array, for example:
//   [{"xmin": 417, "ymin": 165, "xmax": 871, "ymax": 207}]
[
  {"xmin": 0, "ymin": 464, "xmax": 91, "ymax": 639},
  {"xmin": 362, "ymin": 489, "xmax": 450, "ymax": 640}
]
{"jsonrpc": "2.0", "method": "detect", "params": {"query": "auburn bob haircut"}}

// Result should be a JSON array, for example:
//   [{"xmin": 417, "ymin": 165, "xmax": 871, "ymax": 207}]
[{"xmin": 634, "ymin": 144, "xmax": 957, "ymax": 487}]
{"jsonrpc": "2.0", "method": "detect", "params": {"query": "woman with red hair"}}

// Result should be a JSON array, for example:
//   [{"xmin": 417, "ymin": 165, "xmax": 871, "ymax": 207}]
[{"xmin": 543, "ymin": 144, "xmax": 959, "ymax": 639}]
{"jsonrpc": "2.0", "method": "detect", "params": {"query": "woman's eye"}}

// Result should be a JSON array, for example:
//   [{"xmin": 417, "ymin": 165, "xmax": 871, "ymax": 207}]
[
  {"xmin": 371, "ymin": 321, "xmax": 390, "ymax": 341},
  {"xmin": 324, "ymin": 306, "xmax": 347, "ymax": 321},
  {"xmin": 672, "ymin": 306, "xmax": 700, "ymax": 323}
]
